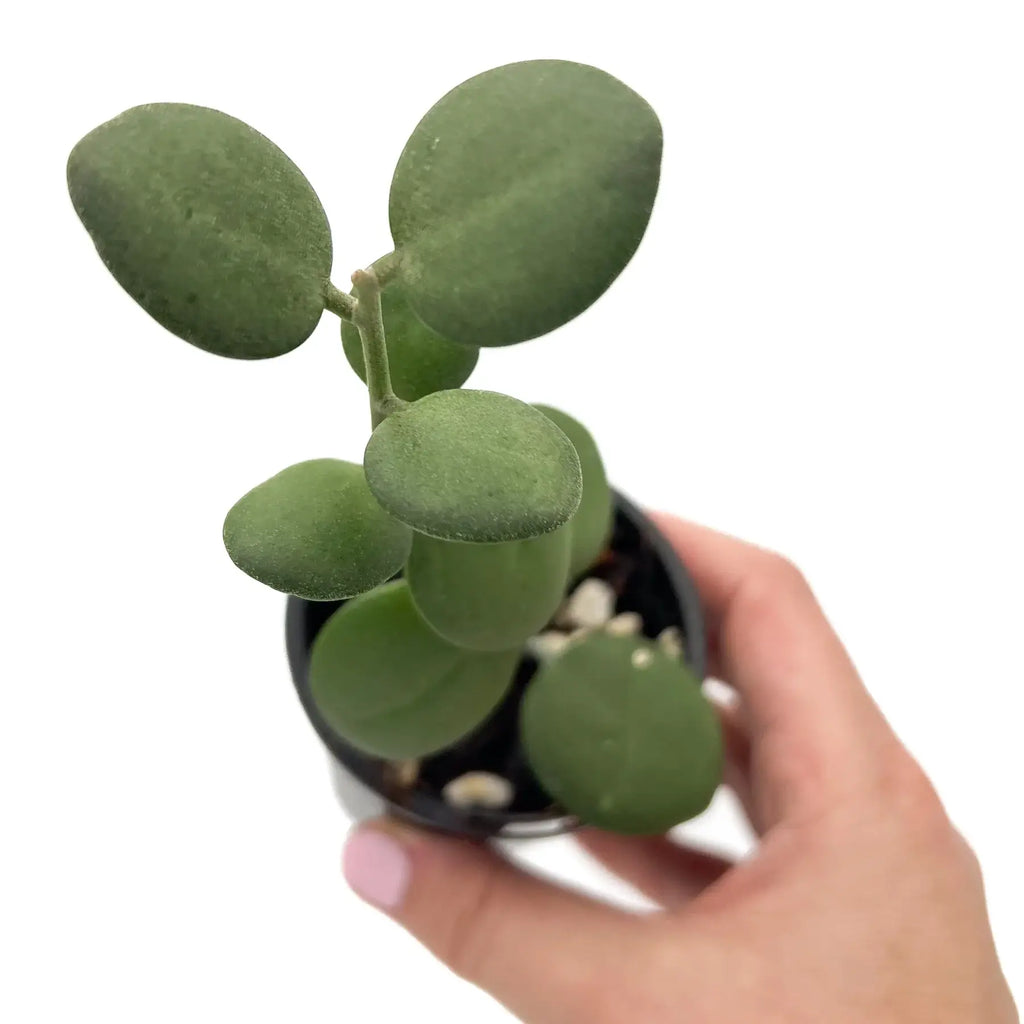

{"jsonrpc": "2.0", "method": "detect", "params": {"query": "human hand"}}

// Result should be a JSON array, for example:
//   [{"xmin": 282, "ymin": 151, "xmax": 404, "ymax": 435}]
[{"xmin": 340, "ymin": 515, "xmax": 1019, "ymax": 1024}]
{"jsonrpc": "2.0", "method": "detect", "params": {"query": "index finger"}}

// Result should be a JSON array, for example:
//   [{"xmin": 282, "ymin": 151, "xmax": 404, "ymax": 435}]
[{"xmin": 652, "ymin": 514, "xmax": 895, "ymax": 824}]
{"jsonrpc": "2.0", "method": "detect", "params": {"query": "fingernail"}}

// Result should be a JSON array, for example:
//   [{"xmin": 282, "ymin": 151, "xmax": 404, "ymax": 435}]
[{"xmin": 343, "ymin": 828, "xmax": 411, "ymax": 910}]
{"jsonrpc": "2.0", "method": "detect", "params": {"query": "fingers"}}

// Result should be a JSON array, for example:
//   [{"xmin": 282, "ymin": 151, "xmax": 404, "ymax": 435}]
[
  {"xmin": 714, "ymin": 699, "xmax": 763, "ymax": 835},
  {"xmin": 343, "ymin": 820, "xmax": 645, "ymax": 1024},
  {"xmin": 576, "ymin": 829, "xmax": 733, "ymax": 909},
  {"xmin": 652, "ymin": 513, "xmax": 868, "ymax": 731},
  {"xmin": 652, "ymin": 514, "xmax": 895, "ymax": 825}
]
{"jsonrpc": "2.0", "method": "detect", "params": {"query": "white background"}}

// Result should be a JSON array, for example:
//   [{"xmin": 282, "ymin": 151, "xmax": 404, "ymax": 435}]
[{"xmin": 2, "ymin": 1, "xmax": 1021, "ymax": 1020}]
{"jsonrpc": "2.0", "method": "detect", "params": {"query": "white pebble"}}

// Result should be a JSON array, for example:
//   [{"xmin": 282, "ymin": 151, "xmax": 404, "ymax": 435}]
[
  {"xmin": 657, "ymin": 626, "xmax": 685, "ymax": 659},
  {"xmin": 556, "ymin": 578, "xmax": 616, "ymax": 630},
  {"xmin": 442, "ymin": 772, "xmax": 514, "ymax": 810},
  {"xmin": 526, "ymin": 630, "xmax": 572, "ymax": 661},
  {"xmin": 605, "ymin": 611, "xmax": 643, "ymax": 637},
  {"xmin": 386, "ymin": 759, "xmax": 420, "ymax": 788},
  {"xmin": 631, "ymin": 647, "xmax": 655, "ymax": 669}
]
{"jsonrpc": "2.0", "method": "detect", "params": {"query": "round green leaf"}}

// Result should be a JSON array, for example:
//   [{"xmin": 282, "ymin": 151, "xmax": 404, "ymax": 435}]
[
  {"xmin": 341, "ymin": 284, "xmax": 479, "ymax": 401},
  {"xmin": 223, "ymin": 459, "xmax": 410, "ymax": 601},
  {"xmin": 67, "ymin": 103, "xmax": 332, "ymax": 359},
  {"xmin": 309, "ymin": 581, "xmax": 519, "ymax": 758},
  {"xmin": 389, "ymin": 60, "xmax": 662, "ymax": 347},
  {"xmin": 534, "ymin": 405, "xmax": 612, "ymax": 577},
  {"xmin": 521, "ymin": 634, "xmax": 723, "ymax": 834},
  {"xmin": 407, "ymin": 526, "xmax": 571, "ymax": 651},
  {"xmin": 364, "ymin": 389, "xmax": 582, "ymax": 542}
]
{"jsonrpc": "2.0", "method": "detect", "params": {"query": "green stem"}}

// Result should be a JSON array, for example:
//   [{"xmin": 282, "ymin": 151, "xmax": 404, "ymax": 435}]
[
  {"xmin": 324, "ymin": 282, "xmax": 356, "ymax": 320},
  {"xmin": 351, "ymin": 268, "xmax": 405, "ymax": 428}
]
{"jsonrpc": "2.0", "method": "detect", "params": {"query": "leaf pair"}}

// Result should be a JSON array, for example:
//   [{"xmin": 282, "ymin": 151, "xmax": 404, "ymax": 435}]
[
  {"xmin": 68, "ymin": 60, "xmax": 661, "ymax": 361},
  {"xmin": 364, "ymin": 390, "xmax": 582, "ymax": 543},
  {"xmin": 357, "ymin": 397, "xmax": 609, "ymax": 560},
  {"xmin": 395, "ymin": 405, "xmax": 612, "ymax": 650},
  {"xmin": 309, "ymin": 581, "xmax": 518, "ymax": 759}
]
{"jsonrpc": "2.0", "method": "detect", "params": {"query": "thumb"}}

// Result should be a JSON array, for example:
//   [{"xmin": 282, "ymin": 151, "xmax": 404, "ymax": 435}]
[{"xmin": 342, "ymin": 820, "xmax": 644, "ymax": 1023}]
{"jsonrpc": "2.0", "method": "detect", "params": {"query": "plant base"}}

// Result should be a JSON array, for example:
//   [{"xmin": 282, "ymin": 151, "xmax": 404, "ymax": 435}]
[{"xmin": 285, "ymin": 491, "xmax": 706, "ymax": 839}]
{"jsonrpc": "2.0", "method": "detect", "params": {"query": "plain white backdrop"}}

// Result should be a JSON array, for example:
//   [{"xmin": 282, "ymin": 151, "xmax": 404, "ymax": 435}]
[{"xmin": 3, "ymin": 1, "xmax": 1021, "ymax": 1020}]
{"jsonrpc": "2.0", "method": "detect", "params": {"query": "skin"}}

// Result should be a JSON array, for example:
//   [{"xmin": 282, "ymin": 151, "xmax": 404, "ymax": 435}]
[{"xmin": 343, "ymin": 515, "xmax": 1019, "ymax": 1024}]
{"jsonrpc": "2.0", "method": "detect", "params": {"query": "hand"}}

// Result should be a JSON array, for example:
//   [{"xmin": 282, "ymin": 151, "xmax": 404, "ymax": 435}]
[{"xmin": 340, "ymin": 515, "xmax": 1019, "ymax": 1024}]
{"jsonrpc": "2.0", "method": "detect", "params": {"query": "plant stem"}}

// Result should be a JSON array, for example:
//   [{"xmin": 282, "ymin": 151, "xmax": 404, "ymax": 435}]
[
  {"xmin": 351, "ymin": 268, "xmax": 405, "ymax": 428},
  {"xmin": 324, "ymin": 282, "xmax": 356, "ymax": 320}
]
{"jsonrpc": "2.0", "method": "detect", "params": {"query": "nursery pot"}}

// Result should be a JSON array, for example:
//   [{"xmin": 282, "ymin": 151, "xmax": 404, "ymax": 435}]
[{"xmin": 285, "ymin": 491, "xmax": 707, "ymax": 840}]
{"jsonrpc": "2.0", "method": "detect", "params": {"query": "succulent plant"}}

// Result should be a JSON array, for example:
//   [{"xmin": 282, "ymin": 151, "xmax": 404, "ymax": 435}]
[{"xmin": 68, "ymin": 59, "xmax": 723, "ymax": 834}]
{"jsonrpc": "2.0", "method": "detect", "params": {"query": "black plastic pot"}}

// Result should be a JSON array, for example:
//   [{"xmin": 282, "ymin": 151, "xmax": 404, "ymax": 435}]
[{"xmin": 285, "ymin": 490, "xmax": 706, "ymax": 840}]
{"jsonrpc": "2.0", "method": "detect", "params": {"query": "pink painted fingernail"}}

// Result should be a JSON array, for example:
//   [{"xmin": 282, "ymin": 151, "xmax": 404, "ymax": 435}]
[{"xmin": 343, "ymin": 828, "xmax": 411, "ymax": 910}]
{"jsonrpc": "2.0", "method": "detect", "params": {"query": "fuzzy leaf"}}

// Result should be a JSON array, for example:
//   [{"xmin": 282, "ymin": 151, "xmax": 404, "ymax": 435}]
[
  {"xmin": 407, "ymin": 526, "xmax": 571, "ymax": 651},
  {"xmin": 223, "ymin": 460, "xmax": 410, "ymax": 600},
  {"xmin": 67, "ymin": 103, "xmax": 332, "ymax": 359},
  {"xmin": 309, "ymin": 581, "xmax": 519, "ymax": 758},
  {"xmin": 364, "ymin": 389, "xmax": 582, "ymax": 542},
  {"xmin": 534, "ymin": 405, "xmax": 613, "ymax": 577},
  {"xmin": 389, "ymin": 60, "xmax": 661, "ymax": 347},
  {"xmin": 521, "ymin": 633, "xmax": 722, "ymax": 834},
  {"xmin": 341, "ymin": 284, "xmax": 479, "ymax": 401}
]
